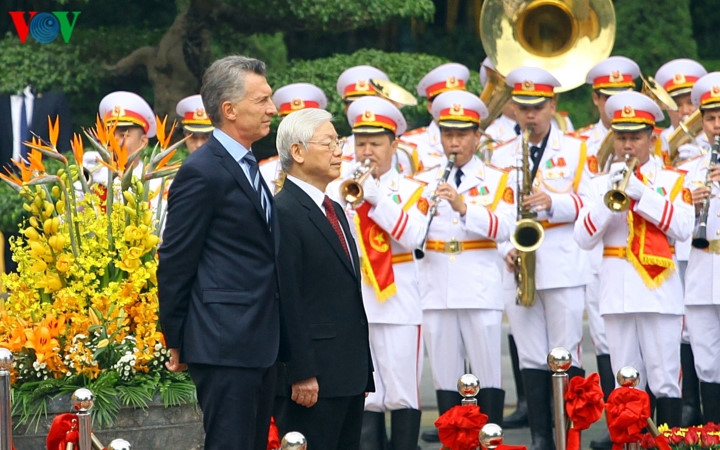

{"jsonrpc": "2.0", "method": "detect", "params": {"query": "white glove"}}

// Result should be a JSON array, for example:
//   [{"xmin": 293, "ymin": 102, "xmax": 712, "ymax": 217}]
[
  {"xmin": 361, "ymin": 176, "xmax": 381, "ymax": 206},
  {"xmin": 677, "ymin": 143, "xmax": 702, "ymax": 161},
  {"xmin": 607, "ymin": 162, "xmax": 627, "ymax": 192}
]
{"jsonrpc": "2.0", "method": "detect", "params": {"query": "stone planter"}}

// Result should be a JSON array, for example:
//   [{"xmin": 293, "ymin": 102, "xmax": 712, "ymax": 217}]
[{"xmin": 11, "ymin": 395, "xmax": 204, "ymax": 449}]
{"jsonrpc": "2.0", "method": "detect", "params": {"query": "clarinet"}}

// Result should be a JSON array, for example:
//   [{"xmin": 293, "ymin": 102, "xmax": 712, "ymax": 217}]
[
  {"xmin": 414, "ymin": 154, "xmax": 457, "ymax": 259},
  {"xmin": 691, "ymin": 134, "xmax": 720, "ymax": 249}
]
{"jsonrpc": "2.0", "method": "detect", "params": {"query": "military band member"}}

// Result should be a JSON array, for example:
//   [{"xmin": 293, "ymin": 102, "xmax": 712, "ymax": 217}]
[
  {"xmin": 654, "ymin": 58, "xmax": 708, "ymax": 427},
  {"xmin": 329, "ymin": 96, "xmax": 427, "ymax": 450},
  {"xmin": 84, "ymin": 91, "xmax": 157, "ymax": 189},
  {"xmin": 176, "ymin": 94, "xmax": 214, "ymax": 153},
  {"xmin": 415, "ymin": 90, "xmax": 513, "ymax": 437},
  {"xmin": 683, "ymin": 72, "xmax": 720, "ymax": 425},
  {"xmin": 491, "ymin": 66, "xmax": 591, "ymax": 450},
  {"xmin": 401, "ymin": 63, "xmax": 470, "ymax": 173},
  {"xmin": 574, "ymin": 91, "xmax": 694, "ymax": 428},
  {"xmin": 260, "ymin": 82, "xmax": 328, "ymax": 191}
]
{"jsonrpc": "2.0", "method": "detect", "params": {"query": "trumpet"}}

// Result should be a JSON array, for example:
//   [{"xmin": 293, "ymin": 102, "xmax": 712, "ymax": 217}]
[
  {"xmin": 414, "ymin": 154, "xmax": 457, "ymax": 259},
  {"xmin": 604, "ymin": 155, "xmax": 639, "ymax": 212},
  {"xmin": 512, "ymin": 127, "xmax": 544, "ymax": 307},
  {"xmin": 691, "ymin": 135, "xmax": 720, "ymax": 249},
  {"xmin": 339, "ymin": 159, "xmax": 376, "ymax": 207}
]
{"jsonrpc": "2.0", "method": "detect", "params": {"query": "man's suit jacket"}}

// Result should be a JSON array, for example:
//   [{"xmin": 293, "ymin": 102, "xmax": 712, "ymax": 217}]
[
  {"xmin": 275, "ymin": 179, "xmax": 374, "ymax": 398},
  {"xmin": 158, "ymin": 135, "xmax": 281, "ymax": 368},
  {"xmin": 0, "ymin": 90, "xmax": 73, "ymax": 167}
]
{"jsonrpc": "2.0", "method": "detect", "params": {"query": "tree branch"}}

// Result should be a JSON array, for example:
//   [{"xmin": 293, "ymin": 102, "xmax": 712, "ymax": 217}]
[{"xmin": 104, "ymin": 46, "xmax": 157, "ymax": 75}]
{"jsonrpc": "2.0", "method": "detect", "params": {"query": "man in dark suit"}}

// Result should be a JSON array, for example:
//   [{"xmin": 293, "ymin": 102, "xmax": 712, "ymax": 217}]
[
  {"xmin": 0, "ymin": 86, "xmax": 73, "ymax": 167},
  {"xmin": 273, "ymin": 108, "xmax": 374, "ymax": 450},
  {"xmin": 157, "ymin": 55, "xmax": 280, "ymax": 450}
]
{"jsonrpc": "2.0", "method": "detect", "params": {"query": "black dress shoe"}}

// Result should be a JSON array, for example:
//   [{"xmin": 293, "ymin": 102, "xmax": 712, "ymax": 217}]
[
  {"xmin": 420, "ymin": 428, "xmax": 439, "ymax": 443},
  {"xmin": 589, "ymin": 431, "xmax": 613, "ymax": 450},
  {"xmin": 502, "ymin": 399, "xmax": 529, "ymax": 429}
]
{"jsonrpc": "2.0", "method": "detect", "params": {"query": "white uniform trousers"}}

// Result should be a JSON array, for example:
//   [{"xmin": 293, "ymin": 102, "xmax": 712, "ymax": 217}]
[
  {"xmin": 686, "ymin": 305, "xmax": 720, "ymax": 383},
  {"xmin": 586, "ymin": 274, "xmax": 609, "ymax": 355},
  {"xmin": 604, "ymin": 313, "xmax": 682, "ymax": 397},
  {"xmin": 423, "ymin": 309, "xmax": 502, "ymax": 391},
  {"xmin": 365, "ymin": 324, "xmax": 423, "ymax": 412},
  {"xmin": 506, "ymin": 286, "xmax": 585, "ymax": 370},
  {"xmin": 678, "ymin": 260, "xmax": 692, "ymax": 344}
]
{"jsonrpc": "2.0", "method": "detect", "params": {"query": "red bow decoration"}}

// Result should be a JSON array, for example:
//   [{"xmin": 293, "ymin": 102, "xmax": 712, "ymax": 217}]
[
  {"xmin": 496, "ymin": 445, "xmax": 527, "ymax": 450},
  {"xmin": 267, "ymin": 416, "xmax": 281, "ymax": 450},
  {"xmin": 435, "ymin": 405, "xmax": 488, "ymax": 450},
  {"xmin": 46, "ymin": 413, "xmax": 79, "ymax": 450},
  {"xmin": 564, "ymin": 373, "xmax": 606, "ymax": 450},
  {"xmin": 605, "ymin": 387, "xmax": 650, "ymax": 450}
]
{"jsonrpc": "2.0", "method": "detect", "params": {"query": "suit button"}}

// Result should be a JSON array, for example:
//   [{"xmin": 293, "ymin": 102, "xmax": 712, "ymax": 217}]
[
  {"xmin": 449, "ymin": 256, "xmax": 455, "ymax": 262},
  {"xmin": 453, "ymin": 218, "xmax": 459, "ymax": 224}
]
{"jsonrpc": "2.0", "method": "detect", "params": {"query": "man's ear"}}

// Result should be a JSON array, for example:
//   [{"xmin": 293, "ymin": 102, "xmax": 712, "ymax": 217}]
[
  {"xmin": 221, "ymin": 100, "xmax": 236, "ymax": 121},
  {"xmin": 289, "ymin": 142, "xmax": 305, "ymax": 164}
]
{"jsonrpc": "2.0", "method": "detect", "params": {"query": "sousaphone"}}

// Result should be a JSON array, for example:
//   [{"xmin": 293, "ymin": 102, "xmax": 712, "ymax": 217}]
[{"xmin": 479, "ymin": 0, "xmax": 616, "ymax": 93}]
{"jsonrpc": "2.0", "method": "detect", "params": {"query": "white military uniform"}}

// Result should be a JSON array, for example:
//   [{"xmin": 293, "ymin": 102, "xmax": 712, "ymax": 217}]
[
  {"xmin": 684, "ymin": 149, "xmax": 720, "ymax": 383},
  {"xmin": 574, "ymin": 157, "xmax": 693, "ymax": 396},
  {"xmin": 331, "ymin": 169, "xmax": 428, "ymax": 410},
  {"xmin": 401, "ymin": 121, "xmax": 446, "ymax": 172},
  {"xmin": 415, "ymin": 156, "xmax": 514, "ymax": 390},
  {"xmin": 491, "ymin": 125, "xmax": 592, "ymax": 370}
]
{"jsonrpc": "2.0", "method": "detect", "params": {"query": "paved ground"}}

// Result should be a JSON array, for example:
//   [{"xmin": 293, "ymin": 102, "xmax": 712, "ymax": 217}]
[{"xmin": 415, "ymin": 321, "xmax": 609, "ymax": 449}]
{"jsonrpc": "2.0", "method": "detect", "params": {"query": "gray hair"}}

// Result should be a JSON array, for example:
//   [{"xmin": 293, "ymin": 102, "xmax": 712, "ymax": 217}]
[
  {"xmin": 200, "ymin": 55, "xmax": 267, "ymax": 125},
  {"xmin": 276, "ymin": 109, "xmax": 333, "ymax": 172}
]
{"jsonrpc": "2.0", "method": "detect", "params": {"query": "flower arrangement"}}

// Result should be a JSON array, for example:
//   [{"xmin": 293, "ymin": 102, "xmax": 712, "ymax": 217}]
[
  {"xmin": 0, "ymin": 116, "xmax": 194, "ymax": 429},
  {"xmin": 641, "ymin": 423, "xmax": 720, "ymax": 450}
]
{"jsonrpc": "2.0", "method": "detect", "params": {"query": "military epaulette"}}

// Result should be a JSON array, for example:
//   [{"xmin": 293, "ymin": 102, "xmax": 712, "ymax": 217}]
[
  {"xmin": 401, "ymin": 174, "xmax": 428, "ymax": 187},
  {"xmin": 653, "ymin": 126, "xmax": 665, "ymax": 135},
  {"xmin": 557, "ymin": 110, "xmax": 570, "ymax": 117},
  {"xmin": 485, "ymin": 162, "xmax": 511, "ymax": 173},
  {"xmin": 493, "ymin": 135, "xmax": 518, "ymax": 149},
  {"xmin": 576, "ymin": 124, "xmax": 594, "ymax": 134},
  {"xmin": 401, "ymin": 126, "xmax": 427, "ymax": 137},
  {"xmin": 397, "ymin": 139, "xmax": 417, "ymax": 150},
  {"xmin": 564, "ymin": 130, "xmax": 588, "ymax": 140},
  {"xmin": 663, "ymin": 164, "xmax": 688, "ymax": 175}
]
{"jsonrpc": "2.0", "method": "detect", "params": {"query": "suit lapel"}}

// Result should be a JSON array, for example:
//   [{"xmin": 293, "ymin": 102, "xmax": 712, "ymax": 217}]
[
  {"xmin": 285, "ymin": 181, "xmax": 357, "ymax": 278},
  {"xmin": 210, "ymin": 136, "xmax": 270, "ymax": 229}
]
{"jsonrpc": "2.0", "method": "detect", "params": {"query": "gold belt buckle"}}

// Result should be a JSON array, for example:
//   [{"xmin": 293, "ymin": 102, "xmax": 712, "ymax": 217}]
[
  {"xmin": 709, "ymin": 239, "xmax": 720, "ymax": 254},
  {"xmin": 445, "ymin": 239, "xmax": 461, "ymax": 254}
]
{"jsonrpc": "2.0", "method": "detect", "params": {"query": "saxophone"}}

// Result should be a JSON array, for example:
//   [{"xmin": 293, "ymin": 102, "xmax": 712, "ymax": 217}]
[{"xmin": 511, "ymin": 127, "xmax": 545, "ymax": 307}]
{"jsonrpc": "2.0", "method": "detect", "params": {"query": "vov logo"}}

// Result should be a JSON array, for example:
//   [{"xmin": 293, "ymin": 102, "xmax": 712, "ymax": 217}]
[{"xmin": 8, "ymin": 11, "xmax": 81, "ymax": 44}]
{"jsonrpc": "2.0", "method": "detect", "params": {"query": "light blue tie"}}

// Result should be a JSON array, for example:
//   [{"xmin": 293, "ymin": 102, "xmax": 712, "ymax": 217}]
[{"xmin": 243, "ymin": 152, "xmax": 270, "ymax": 223}]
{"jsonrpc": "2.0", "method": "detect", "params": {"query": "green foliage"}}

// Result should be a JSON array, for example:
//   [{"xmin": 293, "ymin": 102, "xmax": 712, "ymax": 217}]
[
  {"xmin": 613, "ymin": 0, "xmax": 698, "ymax": 74},
  {"xmin": 211, "ymin": 31, "xmax": 288, "ymax": 71},
  {"xmin": 691, "ymin": 0, "xmax": 720, "ymax": 59},
  {"xmin": 0, "ymin": 181, "xmax": 28, "ymax": 233},
  {"xmin": 12, "ymin": 371, "xmax": 196, "ymax": 431}
]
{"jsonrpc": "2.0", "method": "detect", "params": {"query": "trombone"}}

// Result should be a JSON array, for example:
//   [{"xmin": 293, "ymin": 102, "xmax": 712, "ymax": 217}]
[{"xmin": 691, "ymin": 135, "xmax": 720, "ymax": 249}]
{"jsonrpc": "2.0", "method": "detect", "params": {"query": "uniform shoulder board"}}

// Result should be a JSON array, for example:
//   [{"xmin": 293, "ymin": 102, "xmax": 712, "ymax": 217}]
[
  {"xmin": 397, "ymin": 139, "xmax": 418, "ymax": 150},
  {"xmin": 557, "ymin": 110, "xmax": 570, "ymax": 117},
  {"xmin": 663, "ymin": 165, "xmax": 688, "ymax": 175},
  {"xmin": 402, "ymin": 174, "xmax": 428, "ymax": 187},
  {"xmin": 653, "ymin": 126, "xmax": 664, "ymax": 135},
  {"xmin": 401, "ymin": 126, "xmax": 427, "ymax": 137},
  {"xmin": 564, "ymin": 130, "xmax": 588, "ymax": 140},
  {"xmin": 493, "ymin": 135, "xmax": 519, "ymax": 149},
  {"xmin": 485, "ymin": 162, "xmax": 511, "ymax": 173}
]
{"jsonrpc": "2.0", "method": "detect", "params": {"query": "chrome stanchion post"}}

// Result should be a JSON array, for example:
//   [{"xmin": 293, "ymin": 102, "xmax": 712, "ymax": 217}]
[
  {"xmin": 548, "ymin": 347, "xmax": 571, "ymax": 450},
  {"xmin": 479, "ymin": 423, "xmax": 504, "ymax": 450},
  {"xmin": 458, "ymin": 373, "xmax": 480, "ymax": 406},
  {"xmin": 72, "ymin": 388, "xmax": 94, "ymax": 450},
  {"xmin": 0, "ymin": 349, "xmax": 14, "ymax": 450},
  {"xmin": 617, "ymin": 366, "xmax": 641, "ymax": 450},
  {"xmin": 281, "ymin": 431, "xmax": 307, "ymax": 450},
  {"xmin": 108, "ymin": 438, "xmax": 132, "ymax": 450}
]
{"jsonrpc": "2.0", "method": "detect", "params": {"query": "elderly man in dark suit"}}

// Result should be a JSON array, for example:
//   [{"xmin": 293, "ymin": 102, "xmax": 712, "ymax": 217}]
[
  {"xmin": 158, "ymin": 55, "xmax": 280, "ymax": 450},
  {"xmin": 273, "ymin": 108, "xmax": 374, "ymax": 450}
]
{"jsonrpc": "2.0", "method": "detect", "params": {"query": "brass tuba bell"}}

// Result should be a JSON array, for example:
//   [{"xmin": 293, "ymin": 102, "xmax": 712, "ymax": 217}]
[
  {"xmin": 668, "ymin": 109, "xmax": 703, "ymax": 165},
  {"xmin": 479, "ymin": 0, "xmax": 616, "ymax": 93}
]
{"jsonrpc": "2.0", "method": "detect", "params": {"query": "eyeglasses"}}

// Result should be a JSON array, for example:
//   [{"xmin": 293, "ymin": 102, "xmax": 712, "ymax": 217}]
[{"xmin": 305, "ymin": 139, "xmax": 344, "ymax": 152}]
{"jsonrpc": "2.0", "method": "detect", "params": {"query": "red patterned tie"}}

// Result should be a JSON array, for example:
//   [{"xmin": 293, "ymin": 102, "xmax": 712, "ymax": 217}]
[{"xmin": 323, "ymin": 196, "xmax": 351, "ymax": 262}]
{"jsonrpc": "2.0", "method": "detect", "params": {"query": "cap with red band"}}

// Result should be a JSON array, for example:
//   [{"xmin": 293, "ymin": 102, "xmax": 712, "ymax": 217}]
[
  {"xmin": 431, "ymin": 90, "xmax": 488, "ymax": 129},
  {"xmin": 417, "ymin": 63, "xmax": 470, "ymax": 100},
  {"xmin": 347, "ymin": 96, "xmax": 407, "ymax": 136},
  {"xmin": 585, "ymin": 56, "xmax": 640, "ymax": 95},
  {"xmin": 655, "ymin": 59, "xmax": 707, "ymax": 98},
  {"xmin": 272, "ymin": 83, "xmax": 328, "ymax": 117},
  {"xmin": 176, "ymin": 94, "xmax": 214, "ymax": 133},
  {"xmin": 691, "ymin": 72, "xmax": 720, "ymax": 110},
  {"xmin": 336, "ymin": 66, "xmax": 388, "ymax": 101},
  {"xmin": 506, "ymin": 66, "xmax": 560, "ymax": 105},
  {"xmin": 99, "ymin": 91, "xmax": 157, "ymax": 138},
  {"xmin": 605, "ymin": 91, "xmax": 664, "ymax": 132}
]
